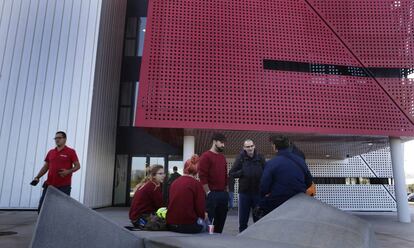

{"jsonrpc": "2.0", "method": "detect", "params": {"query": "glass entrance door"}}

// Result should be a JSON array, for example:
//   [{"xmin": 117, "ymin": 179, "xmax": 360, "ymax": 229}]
[{"xmin": 129, "ymin": 156, "xmax": 166, "ymax": 201}]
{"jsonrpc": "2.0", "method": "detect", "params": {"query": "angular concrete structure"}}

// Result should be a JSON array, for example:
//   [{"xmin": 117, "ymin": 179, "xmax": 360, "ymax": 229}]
[
  {"xmin": 30, "ymin": 187, "xmax": 375, "ymax": 248},
  {"xmin": 29, "ymin": 187, "xmax": 143, "ymax": 248},
  {"xmin": 239, "ymin": 194, "xmax": 377, "ymax": 248}
]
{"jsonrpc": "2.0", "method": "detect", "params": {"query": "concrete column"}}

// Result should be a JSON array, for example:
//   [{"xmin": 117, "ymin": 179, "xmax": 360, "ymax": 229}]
[
  {"xmin": 183, "ymin": 136, "xmax": 195, "ymax": 162},
  {"xmin": 390, "ymin": 138, "xmax": 411, "ymax": 223}
]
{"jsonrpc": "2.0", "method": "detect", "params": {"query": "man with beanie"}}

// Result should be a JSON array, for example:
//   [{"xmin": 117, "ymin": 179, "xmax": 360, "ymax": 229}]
[{"xmin": 198, "ymin": 133, "xmax": 228, "ymax": 233}]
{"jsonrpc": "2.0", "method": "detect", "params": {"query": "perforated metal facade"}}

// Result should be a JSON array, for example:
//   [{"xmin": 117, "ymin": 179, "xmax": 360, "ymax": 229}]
[
  {"xmin": 135, "ymin": 0, "xmax": 414, "ymax": 136},
  {"xmin": 229, "ymin": 147, "xmax": 396, "ymax": 211},
  {"xmin": 308, "ymin": 148, "xmax": 393, "ymax": 178},
  {"xmin": 315, "ymin": 184, "xmax": 396, "ymax": 211}
]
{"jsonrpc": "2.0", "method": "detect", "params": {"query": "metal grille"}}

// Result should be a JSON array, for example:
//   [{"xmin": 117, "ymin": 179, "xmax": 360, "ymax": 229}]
[
  {"xmin": 307, "ymin": 0, "xmax": 414, "ymax": 129},
  {"xmin": 136, "ymin": 0, "xmax": 414, "ymax": 136},
  {"xmin": 227, "ymin": 146, "xmax": 395, "ymax": 210},
  {"xmin": 309, "ymin": 148, "xmax": 393, "ymax": 178},
  {"xmin": 315, "ymin": 184, "xmax": 396, "ymax": 211},
  {"xmin": 227, "ymin": 158, "xmax": 239, "ymax": 207},
  {"xmin": 309, "ymin": 147, "xmax": 395, "ymax": 211}
]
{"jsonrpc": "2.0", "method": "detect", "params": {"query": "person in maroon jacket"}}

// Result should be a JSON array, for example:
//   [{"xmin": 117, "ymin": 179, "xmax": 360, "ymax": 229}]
[
  {"xmin": 198, "ymin": 133, "xmax": 229, "ymax": 233},
  {"xmin": 129, "ymin": 165, "xmax": 165, "ymax": 228},
  {"xmin": 167, "ymin": 155, "xmax": 208, "ymax": 233}
]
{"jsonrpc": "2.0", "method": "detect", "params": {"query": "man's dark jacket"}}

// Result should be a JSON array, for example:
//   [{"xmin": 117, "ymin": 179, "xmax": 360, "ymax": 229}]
[
  {"xmin": 260, "ymin": 148, "xmax": 313, "ymax": 199},
  {"xmin": 229, "ymin": 151, "xmax": 266, "ymax": 194},
  {"xmin": 167, "ymin": 172, "xmax": 181, "ymax": 186}
]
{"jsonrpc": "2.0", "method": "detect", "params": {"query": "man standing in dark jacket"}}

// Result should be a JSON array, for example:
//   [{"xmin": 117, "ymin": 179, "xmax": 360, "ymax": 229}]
[
  {"xmin": 166, "ymin": 166, "xmax": 181, "ymax": 202},
  {"xmin": 229, "ymin": 139, "xmax": 266, "ymax": 232},
  {"xmin": 167, "ymin": 166, "xmax": 181, "ymax": 186},
  {"xmin": 258, "ymin": 136, "xmax": 313, "ymax": 216}
]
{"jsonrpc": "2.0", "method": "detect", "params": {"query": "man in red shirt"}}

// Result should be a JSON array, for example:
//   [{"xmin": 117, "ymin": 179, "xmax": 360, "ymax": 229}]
[
  {"xmin": 31, "ymin": 131, "xmax": 80, "ymax": 212},
  {"xmin": 198, "ymin": 133, "xmax": 229, "ymax": 233}
]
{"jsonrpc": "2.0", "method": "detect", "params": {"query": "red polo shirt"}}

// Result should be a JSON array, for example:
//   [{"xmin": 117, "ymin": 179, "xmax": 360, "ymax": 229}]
[
  {"xmin": 45, "ymin": 146, "xmax": 79, "ymax": 187},
  {"xmin": 167, "ymin": 176, "xmax": 206, "ymax": 225},
  {"xmin": 198, "ymin": 151, "xmax": 228, "ymax": 191}
]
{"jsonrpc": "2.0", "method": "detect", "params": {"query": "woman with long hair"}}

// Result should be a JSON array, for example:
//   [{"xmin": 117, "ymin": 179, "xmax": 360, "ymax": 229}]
[
  {"xmin": 166, "ymin": 155, "xmax": 208, "ymax": 233},
  {"xmin": 129, "ymin": 164, "xmax": 165, "ymax": 228}
]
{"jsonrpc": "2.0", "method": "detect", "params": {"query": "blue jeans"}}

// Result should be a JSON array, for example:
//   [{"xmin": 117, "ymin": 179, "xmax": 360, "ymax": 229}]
[
  {"xmin": 38, "ymin": 184, "xmax": 71, "ymax": 213},
  {"xmin": 238, "ymin": 193, "xmax": 260, "ymax": 232},
  {"xmin": 206, "ymin": 191, "xmax": 229, "ymax": 233}
]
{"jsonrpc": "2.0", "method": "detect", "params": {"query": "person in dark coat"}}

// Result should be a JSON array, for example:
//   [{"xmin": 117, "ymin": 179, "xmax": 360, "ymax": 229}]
[
  {"xmin": 167, "ymin": 166, "xmax": 181, "ymax": 187},
  {"xmin": 166, "ymin": 166, "xmax": 181, "ymax": 203},
  {"xmin": 258, "ymin": 136, "xmax": 313, "ymax": 216},
  {"xmin": 229, "ymin": 139, "xmax": 266, "ymax": 232}
]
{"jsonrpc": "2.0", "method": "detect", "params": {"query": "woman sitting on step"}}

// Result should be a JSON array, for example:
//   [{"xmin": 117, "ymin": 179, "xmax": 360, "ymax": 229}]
[
  {"xmin": 167, "ymin": 155, "xmax": 209, "ymax": 233},
  {"xmin": 129, "ymin": 165, "xmax": 165, "ymax": 230}
]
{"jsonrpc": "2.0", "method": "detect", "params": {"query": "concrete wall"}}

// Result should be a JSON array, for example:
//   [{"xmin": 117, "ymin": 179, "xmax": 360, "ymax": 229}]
[{"xmin": 82, "ymin": 0, "xmax": 127, "ymax": 208}]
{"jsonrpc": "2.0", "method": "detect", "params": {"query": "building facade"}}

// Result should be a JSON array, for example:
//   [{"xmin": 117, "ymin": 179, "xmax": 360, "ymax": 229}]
[{"xmin": 0, "ymin": 0, "xmax": 413, "ymax": 221}]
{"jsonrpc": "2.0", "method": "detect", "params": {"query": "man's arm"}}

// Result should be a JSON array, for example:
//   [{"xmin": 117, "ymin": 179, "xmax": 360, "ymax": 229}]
[
  {"xmin": 71, "ymin": 161, "xmax": 80, "ymax": 173},
  {"xmin": 304, "ymin": 165, "xmax": 314, "ymax": 187},
  {"xmin": 34, "ymin": 162, "xmax": 49, "ymax": 180},
  {"xmin": 260, "ymin": 154, "xmax": 266, "ymax": 168},
  {"xmin": 58, "ymin": 161, "xmax": 80, "ymax": 177},
  {"xmin": 229, "ymin": 155, "xmax": 243, "ymax": 178},
  {"xmin": 202, "ymin": 184, "xmax": 211, "ymax": 195},
  {"xmin": 198, "ymin": 155, "xmax": 211, "ymax": 195},
  {"xmin": 259, "ymin": 162, "xmax": 273, "ymax": 197}
]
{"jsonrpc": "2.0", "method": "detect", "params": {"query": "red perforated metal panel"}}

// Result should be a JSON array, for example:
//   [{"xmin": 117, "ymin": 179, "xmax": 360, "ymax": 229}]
[
  {"xmin": 135, "ymin": 0, "xmax": 414, "ymax": 136},
  {"xmin": 307, "ymin": 0, "xmax": 414, "ymax": 68},
  {"xmin": 306, "ymin": 0, "xmax": 414, "ymax": 132}
]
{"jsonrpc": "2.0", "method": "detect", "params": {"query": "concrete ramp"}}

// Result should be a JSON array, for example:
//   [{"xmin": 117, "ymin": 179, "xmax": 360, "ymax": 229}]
[
  {"xmin": 238, "ymin": 193, "xmax": 376, "ymax": 248},
  {"xmin": 29, "ymin": 186, "xmax": 143, "ymax": 248}
]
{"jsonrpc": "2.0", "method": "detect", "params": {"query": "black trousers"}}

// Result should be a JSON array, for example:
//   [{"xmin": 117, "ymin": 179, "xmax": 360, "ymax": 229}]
[
  {"xmin": 38, "ymin": 184, "xmax": 71, "ymax": 213},
  {"xmin": 206, "ymin": 191, "xmax": 229, "ymax": 233},
  {"xmin": 258, "ymin": 195, "xmax": 290, "ymax": 216},
  {"xmin": 168, "ymin": 222, "xmax": 204, "ymax": 234}
]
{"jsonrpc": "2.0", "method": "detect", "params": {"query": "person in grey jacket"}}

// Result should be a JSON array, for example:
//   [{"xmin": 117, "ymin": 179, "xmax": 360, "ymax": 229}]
[{"xmin": 229, "ymin": 139, "xmax": 266, "ymax": 232}]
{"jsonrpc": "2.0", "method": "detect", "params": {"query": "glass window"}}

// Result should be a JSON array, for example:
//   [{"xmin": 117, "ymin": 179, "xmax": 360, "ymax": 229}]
[
  {"xmin": 133, "ymin": 81, "xmax": 139, "ymax": 125},
  {"xmin": 113, "ymin": 155, "xmax": 129, "ymax": 205},
  {"xmin": 150, "ymin": 157, "xmax": 165, "ymax": 166},
  {"xmin": 169, "ymin": 160, "xmax": 184, "ymax": 174},
  {"xmin": 137, "ymin": 17, "xmax": 147, "ymax": 56},
  {"xmin": 130, "ymin": 157, "xmax": 147, "ymax": 198}
]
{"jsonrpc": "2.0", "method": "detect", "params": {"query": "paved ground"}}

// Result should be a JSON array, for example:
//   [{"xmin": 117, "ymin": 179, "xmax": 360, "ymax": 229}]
[{"xmin": 1, "ymin": 206, "xmax": 414, "ymax": 247}]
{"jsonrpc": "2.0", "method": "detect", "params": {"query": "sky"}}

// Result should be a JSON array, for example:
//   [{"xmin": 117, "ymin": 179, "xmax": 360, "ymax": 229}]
[{"xmin": 404, "ymin": 140, "xmax": 414, "ymax": 184}]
